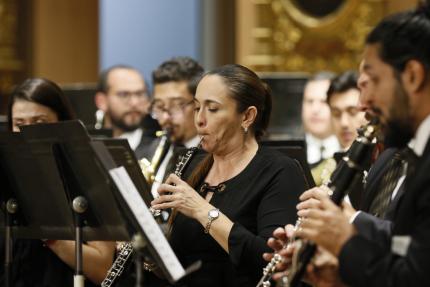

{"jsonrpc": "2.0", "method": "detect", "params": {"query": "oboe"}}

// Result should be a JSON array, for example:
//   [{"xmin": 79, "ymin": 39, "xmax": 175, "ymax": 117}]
[
  {"xmin": 257, "ymin": 120, "xmax": 379, "ymax": 287},
  {"xmin": 101, "ymin": 138, "xmax": 203, "ymax": 287}
]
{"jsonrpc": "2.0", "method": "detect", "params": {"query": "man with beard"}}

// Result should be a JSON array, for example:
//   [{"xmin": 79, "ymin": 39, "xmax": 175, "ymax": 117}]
[
  {"xmin": 95, "ymin": 65, "xmax": 155, "ymax": 158},
  {"xmin": 292, "ymin": 3, "xmax": 430, "ymax": 286}
]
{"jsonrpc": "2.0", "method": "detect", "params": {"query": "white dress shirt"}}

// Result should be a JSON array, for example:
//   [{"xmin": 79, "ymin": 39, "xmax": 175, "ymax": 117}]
[
  {"xmin": 306, "ymin": 133, "xmax": 341, "ymax": 165},
  {"xmin": 119, "ymin": 128, "xmax": 143, "ymax": 151}
]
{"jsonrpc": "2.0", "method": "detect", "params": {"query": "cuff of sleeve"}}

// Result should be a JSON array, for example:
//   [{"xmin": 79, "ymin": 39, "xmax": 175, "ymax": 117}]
[
  {"xmin": 350, "ymin": 211, "xmax": 361, "ymax": 224},
  {"xmin": 228, "ymin": 222, "xmax": 247, "ymax": 267}
]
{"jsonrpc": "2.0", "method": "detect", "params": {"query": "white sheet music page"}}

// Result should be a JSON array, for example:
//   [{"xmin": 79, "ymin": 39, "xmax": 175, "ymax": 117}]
[{"xmin": 109, "ymin": 166, "xmax": 186, "ymax": 281}]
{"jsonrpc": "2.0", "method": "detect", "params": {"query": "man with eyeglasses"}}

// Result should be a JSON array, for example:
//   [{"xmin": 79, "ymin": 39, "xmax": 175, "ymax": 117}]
[
  {"xmin": 149, "ymin": 57, "xmax": 204, "ymax": 198},
  {"xmin": 95, "ymin": 65, "xmax": 155, "ymax": 158}
]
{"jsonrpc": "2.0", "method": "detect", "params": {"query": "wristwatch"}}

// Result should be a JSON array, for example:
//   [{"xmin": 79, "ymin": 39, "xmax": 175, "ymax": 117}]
[{"xmin": 204, "ymin": 208, "xmax": 220, "ymax": 234}]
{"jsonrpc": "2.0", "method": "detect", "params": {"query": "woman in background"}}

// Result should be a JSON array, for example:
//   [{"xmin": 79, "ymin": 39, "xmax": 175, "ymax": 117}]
[
  {"xmin": 151, "ymin": 64, "xmax": 306, "ymax": 286},
  {"xmin": 0, "ymin": 78, "xmax": 115, "ymax": 286}
]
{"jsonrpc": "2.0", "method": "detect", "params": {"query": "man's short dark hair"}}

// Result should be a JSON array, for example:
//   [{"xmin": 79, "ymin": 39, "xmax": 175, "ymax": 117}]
[
  {"xmin": 97, "ymin": 64, "xmax": 140, "ymax": 93},
  {"xmin": 366, "ymin": 2, "xmax": 430, "ymax": 77},
  {"xmin": 326, "ymin": 71, "xmax": 359, "ymax": 105},
  {"xmin": 152, "ymin": 57, "xmax": 204, "ymax": 96}
]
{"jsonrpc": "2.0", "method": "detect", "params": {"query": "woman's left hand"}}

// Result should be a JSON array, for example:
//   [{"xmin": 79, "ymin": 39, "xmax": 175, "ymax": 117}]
[{"xmin": 151, "ymin": 173, "xmax": 212, "ymax": 219}]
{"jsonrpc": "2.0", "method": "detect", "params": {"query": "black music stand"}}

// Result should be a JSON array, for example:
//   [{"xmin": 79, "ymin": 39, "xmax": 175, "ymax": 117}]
[
  {"xmin": 93, "ymin": 138, "xmax": 154, "ymax": 206},
  {"xmin": 0, "ymin": 127, "xmax": 131, "ymax": 287},
  {"xmin": 0, "ymin": 132, "xmax": 81, "ymax": 287},
  {"xmin": 0, "ymin": 134, "xmax": 24, "ymax": 287},
  {"xmin": 93, "ymin": 137, "xmax": 201, "ymax": 285},
  {"xmin": 20, "ymin": 121, "xmax": 198, "ymax": 285}
]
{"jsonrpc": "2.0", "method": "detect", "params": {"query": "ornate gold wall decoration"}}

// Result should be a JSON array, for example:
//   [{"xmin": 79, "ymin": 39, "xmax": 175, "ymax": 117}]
[{"xmin": 244, "ymin": 0, "xmax": 386, "ymax": 73}]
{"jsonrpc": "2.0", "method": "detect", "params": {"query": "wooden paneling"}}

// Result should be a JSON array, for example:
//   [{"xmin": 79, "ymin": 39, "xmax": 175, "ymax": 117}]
[
  {"xmin": 0, "ymin": 0, "xmax": 28, "ymax": 113},
  {"xmin": 31, "ymin": 0, "xmax": 98, "ymax": 84},
  {"xmin": 236, "ymin": 0, "xmax": 258, "ymax": 69}
]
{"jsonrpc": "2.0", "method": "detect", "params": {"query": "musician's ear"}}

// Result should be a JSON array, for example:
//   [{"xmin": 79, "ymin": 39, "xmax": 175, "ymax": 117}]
[
  {"xmin": 401, "ymin": 59, "xmax": 427, "ymax": 97},
  {"xmin": 95, "ymin": 92, "xmax": 108, "ymax": 112},
  {"xmin": 242, "ymin": 106, "xmax": 257, "ymax": 129}
]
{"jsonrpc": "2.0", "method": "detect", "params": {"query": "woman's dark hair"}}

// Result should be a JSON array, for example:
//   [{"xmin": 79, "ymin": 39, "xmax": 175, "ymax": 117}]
[
  {"xmin": 205, "ymin": 64, "xmax": 272, "ymax": 140},
  {"xmin": 326, "ymin": 70, "xmax": 358, "ymax": 105},
  {"xmin": 7, "ymin": 78, "xmax": 76, "ymax": 130},
  {"xmin": 366, "ymin": 1, "xmax": 430, "ymax": 77}
]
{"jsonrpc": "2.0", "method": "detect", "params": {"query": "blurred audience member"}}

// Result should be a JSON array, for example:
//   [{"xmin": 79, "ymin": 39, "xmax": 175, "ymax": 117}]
[
  {"xmin": 302, "ymin": 72, "xmax": 340, "ymax": 168},
  {"xmin": 95, "ymin": 65, "xmax": 155, "ymax": 158}
]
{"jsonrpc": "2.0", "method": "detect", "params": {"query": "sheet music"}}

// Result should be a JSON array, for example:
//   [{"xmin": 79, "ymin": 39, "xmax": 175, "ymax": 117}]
[{"xmin": 109, "ymin": 166, "xmax": 186, "ymax": 281}]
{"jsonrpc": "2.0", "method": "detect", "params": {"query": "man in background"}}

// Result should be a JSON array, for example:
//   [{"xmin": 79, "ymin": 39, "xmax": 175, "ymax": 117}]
[
  {"xmin": 302, "ymin": 72, "xmax": 340, "ymax": 167},
  {"xmin": 327, "ymin": 71, "xmax": 367, "ymax": 152},
  {"xmin": 149, "ymin": 56, "xmax": 204, "ymax": 197},
  {"xmin": 94, "ymin": 65, "xmax": 155, "ymax": 158},
  {"xmin": 311, "ymin": 71, "xmax": 367, "ymax": 188}
]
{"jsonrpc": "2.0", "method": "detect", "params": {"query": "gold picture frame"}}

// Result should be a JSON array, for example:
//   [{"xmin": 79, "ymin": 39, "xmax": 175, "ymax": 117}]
[{"xmin": 243, "ymin": 0, "xmax": 386, "ymax": 72}]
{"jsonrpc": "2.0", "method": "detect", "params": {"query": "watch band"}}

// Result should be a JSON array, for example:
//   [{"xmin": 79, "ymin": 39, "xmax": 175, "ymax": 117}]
[
  {"xmin": 204, "ymin": 208, "xmax": 219, "ymax": 234},
  {"xmin": 204, "ymin": 220, "xmax": 213, "ymax": 234}
]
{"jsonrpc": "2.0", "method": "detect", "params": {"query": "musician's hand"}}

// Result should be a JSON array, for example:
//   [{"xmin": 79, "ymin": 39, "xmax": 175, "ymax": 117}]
[
  {"xmin": 297, "ymin": 186, "xmax": 331, "ymax": 211},
  {"xmin": 152, "ymin": 173, "xmax": 212, "ymax": 219},
  {"xmin": 304, "ymin": 247, "xmax": 347, "ymax": 287},
  {"xmin": 295, "ymin": 191, "xmax": 356, "ymax": 256},
  {"xmin": 263, "ymin": 225, "xmax": 295, "ymax": 281}
]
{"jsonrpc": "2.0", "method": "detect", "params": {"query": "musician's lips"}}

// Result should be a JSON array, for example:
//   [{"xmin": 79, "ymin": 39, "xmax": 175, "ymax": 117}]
[
  {"xmin": 340, "ymin": 131, "xmax": 355, "ymax": 142},
  {"xmin": 124, "ymin": 111, "xmax": 142, "ymax": 118}
]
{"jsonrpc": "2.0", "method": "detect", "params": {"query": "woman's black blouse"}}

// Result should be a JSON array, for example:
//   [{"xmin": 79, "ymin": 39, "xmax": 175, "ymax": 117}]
[{"xmin": 170, "ymin": 146, "xmax": 306, "ymax": 287}]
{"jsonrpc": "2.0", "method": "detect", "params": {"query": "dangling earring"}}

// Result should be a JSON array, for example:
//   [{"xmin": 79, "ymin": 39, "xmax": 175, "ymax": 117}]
[{"xmin": 243, "ymin": 126, "xmax": 248, "ymax": 133}]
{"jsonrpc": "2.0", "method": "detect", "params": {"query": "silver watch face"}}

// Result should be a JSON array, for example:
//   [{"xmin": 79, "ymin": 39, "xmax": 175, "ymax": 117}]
[{"xmin": 208, "ymin": 209, "xmax": 219, "ymax": 219}]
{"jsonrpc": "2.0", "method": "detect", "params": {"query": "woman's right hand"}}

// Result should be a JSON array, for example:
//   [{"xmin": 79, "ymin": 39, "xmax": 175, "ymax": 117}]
[{"xmin": 151, "ymin": 173, "xmax": 213, "ymax": 220}]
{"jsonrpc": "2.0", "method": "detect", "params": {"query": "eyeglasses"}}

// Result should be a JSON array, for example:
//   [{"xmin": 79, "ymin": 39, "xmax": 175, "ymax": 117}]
[
  {"xmin": 331, "ymin": 107, "xmax": 361, "ymax": 118},
  {"xmin": 151, "ymin": 99, "xmax": 194, "ymax": 119},
  {"xmin": 114, "ymin": 90, "xmax": 148, "ymax": 102}
]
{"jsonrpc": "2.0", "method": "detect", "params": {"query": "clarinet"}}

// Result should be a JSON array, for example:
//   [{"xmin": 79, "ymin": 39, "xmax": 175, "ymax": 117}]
[
  {"xmin": 101, "ymin": 138, "xmax": 203, "ymax": 287},
  {"xmin": 101, "ymin": 242, "xmax": 134, "ymax": 287},
  {"xmin": 256, "ymin": 120, "xmax": 379, "ymax": 287}
]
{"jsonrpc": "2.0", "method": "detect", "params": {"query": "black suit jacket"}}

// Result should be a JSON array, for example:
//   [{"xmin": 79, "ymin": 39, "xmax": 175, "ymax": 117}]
[
  {"xmin": 353, "ymin": 148, "xmax": 406, "ymax": 246},
  {"xmin": 338, "ymin": 139, "xmax": 430, "ymax": 287},
  {"xmin": 134, "ymin": 132, "xmax": 158, "ymax": 160},
  {"xmin": 352, "ymin": 148, "xmax": 398, "ymax": 245}
]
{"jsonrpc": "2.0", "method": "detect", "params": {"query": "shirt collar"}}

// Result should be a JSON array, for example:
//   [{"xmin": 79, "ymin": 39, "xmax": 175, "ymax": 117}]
[
  {"xmin": 410, "ymin": 114, "xmax": 430, "ymax": 157},
  {"xmin": 119, "ymin": 128, "xmax": 143, "ymax": 150},
  {"xmin": 306, "ymin": 133, "xmax": 339, "ymax": 147}
]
